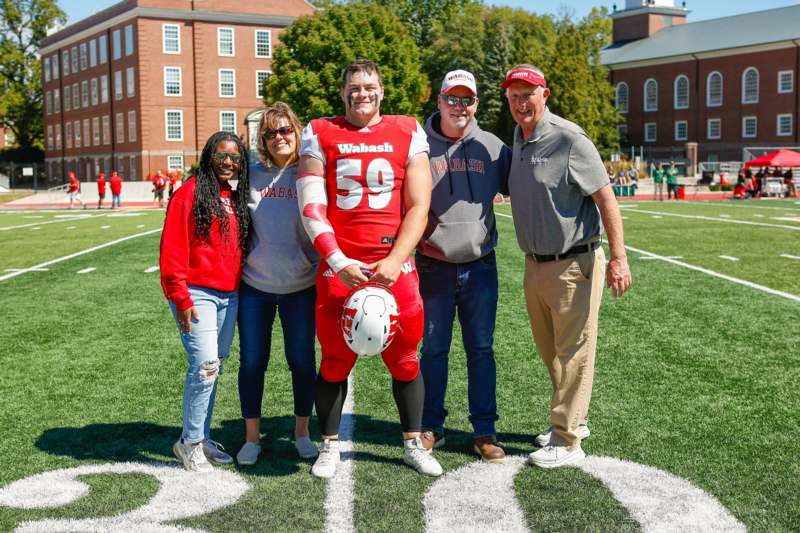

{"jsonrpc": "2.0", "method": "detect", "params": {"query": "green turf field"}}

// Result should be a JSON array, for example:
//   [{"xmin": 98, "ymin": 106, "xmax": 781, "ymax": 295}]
[{"xmin": 0, "ymin": 199, "xmax": 798, "ymax": 532}]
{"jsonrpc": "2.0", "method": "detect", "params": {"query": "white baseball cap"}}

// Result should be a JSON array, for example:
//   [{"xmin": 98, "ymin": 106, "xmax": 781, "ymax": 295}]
[{"xmin": 440, "ymin": 69, "xmax": 477, "ymax": 96}]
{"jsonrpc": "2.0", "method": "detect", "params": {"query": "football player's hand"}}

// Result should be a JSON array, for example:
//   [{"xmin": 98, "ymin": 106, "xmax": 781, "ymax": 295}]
[
  {"xmin": 177, "ymin": 306, "xmax": 198, "ymax": 334},
  {"xmin": 606, "ymin": 255, "xmax": 632, "ymax": 298},
  {"xmin": 338, "ymin": 264, "xmax": 369, "ymax": 288},
  {"xmin": 366, "ymin": 257, "xmax": 403, "ymax": 287}
]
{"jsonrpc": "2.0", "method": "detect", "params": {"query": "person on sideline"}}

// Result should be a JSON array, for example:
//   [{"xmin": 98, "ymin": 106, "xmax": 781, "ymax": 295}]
[
  {"xmin": 652, "ymin": 162, "xmax": 665, "ymax": 201},
  {"xmin": 503, "ymin": 64, "xmax": 632, "ymax": 468},
  {"xmin": 67, "ymin": 171, "xmax": 85, "ymax": 209},
  {"xmin": 297, "ymin": 59, "xmax": 442, "ymax": 479},
  {"xmin": 153, "ymin": 170, "xmax": 167, "ymax": 208},
  {"xmin": 109, "ymin": 171, "xmax": 123, "ymax": 209},
  {"xmin": 159, "ymin": 131, "xmax": 251, "ymax": 472},
  {"xmin": 417, "ymin": 69, "xmax": 511, "ymax": 463},
  {"xmin": 235, "ymin": 102, "xmax": 320, "ymax": 465},
  {"xmin": 96, "ymin": 171, "xmax": 107, "ymax": 209}
]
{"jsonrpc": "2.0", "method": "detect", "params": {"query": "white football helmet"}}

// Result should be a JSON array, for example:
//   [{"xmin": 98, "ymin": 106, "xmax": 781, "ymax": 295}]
[{"xmin": 341, "ymin": 283, "xmax": 400, "ymax": 357}]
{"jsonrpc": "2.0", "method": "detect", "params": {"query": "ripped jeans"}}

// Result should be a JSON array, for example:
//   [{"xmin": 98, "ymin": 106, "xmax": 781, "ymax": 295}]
[{"xmin": 170, "ymin": 285, "xmax": 238, "ymax": 444}]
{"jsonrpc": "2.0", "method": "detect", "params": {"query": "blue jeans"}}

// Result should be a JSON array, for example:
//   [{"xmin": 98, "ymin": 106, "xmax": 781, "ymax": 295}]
[
  {"xmin": 418, "ymin": 251, "xmax": 499, "ymax": 437},
  {"xmin": 237, "ymin": 282, "xmax": 317, "ymax": 419},
  {"xmin": 170, "ymin": 285, "xmax": 238, "ymax": 444}
]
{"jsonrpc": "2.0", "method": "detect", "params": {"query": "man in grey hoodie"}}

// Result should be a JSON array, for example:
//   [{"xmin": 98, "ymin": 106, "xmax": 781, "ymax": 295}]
[{"xmin": 417, "ymin": 69, "xmax": 511, "ymax": 463}]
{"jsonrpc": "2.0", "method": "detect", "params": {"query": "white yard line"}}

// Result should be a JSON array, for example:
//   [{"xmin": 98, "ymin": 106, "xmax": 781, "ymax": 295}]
[
  {"xmin": 0, "ymin": 228, "xmax": 162, "ymax": 282},
  {"xmin": 101, "ymin": 225, "xmax": 111, "ymax": 229},
  {"xmin": 30, "ymin": 227, "xmax": 41, "ymax": 231},
  {"xmin": 622, "ymin": 208, "xmax": 800, "ymax": 230},
  {"xmin": 0, "ymin": 215, "xmax": 98, "ymax": 231},
  {"xmin": 77, "ymin": 267, "xmax": 96, "ymax": 274},
  {"xmin": 144, "ymin": 266, "xmax": 160, "ymax": 273},
  {"xmin": 66, "ymin": 226, "xmax": 76, "ymax": 230},
  {"xmin": 719, "ymin": 255, "xmax": 740, "ymax": 261},
  {"xmin": 324, "ymin": 372, "xmax": 355, "ymax": 533},
  {"xmin": 780, "ymin": 254, "xmax": 800, "ymax": 260},
  {"xmin": 496, "ymin": 213, "xmax": 800, "ymax": 303},
  {"xmin": 671, "ymin": 200, "xmax": 800, "ymax": 212},
  {"xmin": 4, "ymin": 268, "xmax": 49, "ymax": 272}
]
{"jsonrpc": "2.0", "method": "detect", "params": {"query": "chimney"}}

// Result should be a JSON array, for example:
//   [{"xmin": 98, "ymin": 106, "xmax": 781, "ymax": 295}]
[{"xmin": 611, "ymin": 1, "xmax": 689, "ymax": 44}]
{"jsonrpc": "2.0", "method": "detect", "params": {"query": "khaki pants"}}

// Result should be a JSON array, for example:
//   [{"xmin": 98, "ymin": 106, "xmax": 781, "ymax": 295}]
[{"xmin": 523, "ymin": 246, "xmax": 605, "ymax": 448}]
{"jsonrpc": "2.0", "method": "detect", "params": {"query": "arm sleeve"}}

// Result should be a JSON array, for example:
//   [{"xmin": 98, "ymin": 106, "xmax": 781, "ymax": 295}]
[
  {"xmin": 296, "ymin": 172, "xmax": 359, "ymax": 273},
  {"xmin": 407, "ymin": 120, "xmax": 430, "ymax": 164},
  {"xmin": 498, "ymin": 143, "xmax": 512, "ymax": 196},
  {"xmin": 299, "ymin": 122, "xmax": 326, "ymax": 165},
  {"xmin": 159, "ymin": 192, "xmax": 193, "ymax": 311},
  {"xmin": 567, "ymin": 133, "xmax": 609, "ymax": 196}
]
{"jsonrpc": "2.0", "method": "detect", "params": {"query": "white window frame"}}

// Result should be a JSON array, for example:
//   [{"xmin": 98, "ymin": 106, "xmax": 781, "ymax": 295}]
[
  {"xmin": 99, "ymin": 35, "xmax": 108, "ymax": 64},
  {"xmin": 126, "ymin": 67, "xmax": 135, "ymax": 97},
  {"xmin": 45, "ymin": 91, "xmax": 52, "ymax": 115},
  {"xmin": 777, "ymin": 113, "xmax": 793, "ymax": 137},
  {"xmin": 615, "ymin": 82, "xmax": 629, "ymax": 114},
  {"xmin": 72, "ymin": 82, "xmax": 79, "ymax": 109},
  {"xmin": 81, "ymin": 80, "xmax": 89, "ymax": 108},
  {"xmin": 64, "ymin": 85, "xmax": 71, "ymax": 111},
  {"xmin": 164, "ymin": 67, "xmax": 182, "ymax": 96},
  {"xmin": 778, "ymin": 70, "xmax": 793, "ymax": 94},
  {"xmin": 706, "ymin": 71, "xmax": 723, "ymax": 107},
  {"xmin": 91, "ymin": 78, "xmax": 98, "ymax": 105},
  {"xmin": 128, "ymin": 110, "xmax": 137, "ymax": 142},
  {"xmin": 71, "ymin": 46, "xmax": 78, "ymax": 73},
  {"xmin": 644, "ymin": 122, "xmax": 657, "ymax": 142},
  {"xmin": 54, "ymin": 89, "xmax": 60, "ymax": 113},
  {"xmin": 217, "ymin": 27, "xmax": 234, "ymax": 56},
  {"xmin": 112, "ymin": 29, "xmax": 121, "ymax": 60},
  {"xmin": 102, "ymin": 115, "xmax": 111, "ymax": 145},
  {"xmin": 79, "ymin": 43, "xmax": 87, "ymax": 70},
  {"xmin": 220, "ymin": 110, "xmax": 237, "ymax": 133},
  {"xmin": 44, "ymin": 57, "xmax": 50, "ymax": 82},
  {"xmin": 65, "ymin": 122, "xmax": 73, "ymax": 149},
  {"xmin": 674, "ymin": 120, "xmax": 688, "ymax": 141},
  {"xmin": 100, "ymin": 74, "xmax": 108, "ymax": 103},
  {"xmin": 89, "ymin": 39, "xmax": 97, "ymax": 67},
  {"xmin": 124, "ymin": 24, "xmax": 134, "ymax": 56},
  {"xmin": 218, "ymin": 69, "xmax": 236, "ymax": 98},
  {"xmin": 165, "ymin": 109, "xmax": 184, "ymax": 141},
  {"xmin": 742, "ymin": 116, "xmax": 757, "ymax": 138},
  {"xmin": 83, "ymin": 119, "xmax": 90, "ymax": 148},
  {"xmin": 742, "ymin": 67, "xmax": 759, "ymax": 104},
  {"xmin": 168, "ymin": 155, "xmax": 184, "ymax": 170},
  {"xmin": 255, "ymin": 29, "xmax": 271, "ymax": 58},
  {"xmin": 644, "ymin": 78, "xmax": 658, "ymax": 112},
  {"xmin": 92, "ymin": 116, "xmax": 100, "ymax": 146},
  {"xmin": 47, "ymin": 125, "xmax": 53, "ymax": 151},
  {"xmin": 256, "ymin": 70, "xmax": 271, "ymax": 98},
  {"xmin": 163, "ymin": 24, "xmax": 180, "ymax": 54},
  {"xmin": 52, "ymin": 55, "xmax": 59, "ymax": 79},
  {"xmin": 62, "ymin": 50, "xmax": 70, "ymax": 76},
  {"xmin": 114, "ymin": 70, "xmax": 122, "ymax": 100},
  {"xmin": 115, "ymin": 112, "xmax": 125, "ymax": 144},
  {"xmin": 674, "ymin": 75, "xmax": 689, "ymax": 109},
  {"xmin": 55, "ymin": 123, "xmax": 62, "ymax": 149}
]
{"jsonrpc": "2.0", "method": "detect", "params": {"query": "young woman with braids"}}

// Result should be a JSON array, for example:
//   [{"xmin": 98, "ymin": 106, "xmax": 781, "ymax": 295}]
[
  {"xmin": 235, "ymin": 102, "xmax": 320, "ymax": 465},
  {"xmin": 160, "ymin": 131, "xmax": 251, "ymax": 472}
]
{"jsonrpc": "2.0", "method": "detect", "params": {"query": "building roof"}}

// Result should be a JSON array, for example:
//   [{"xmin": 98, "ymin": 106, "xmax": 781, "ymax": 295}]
[{"xmin": 601, "ymin": 4, "xmax": 800, "ymax": 67}]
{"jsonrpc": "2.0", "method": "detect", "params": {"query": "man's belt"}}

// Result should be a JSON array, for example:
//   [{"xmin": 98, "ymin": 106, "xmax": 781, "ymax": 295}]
[{"xmin": 528, "ymin": 241, "xmax": 600, "ymax": 263}]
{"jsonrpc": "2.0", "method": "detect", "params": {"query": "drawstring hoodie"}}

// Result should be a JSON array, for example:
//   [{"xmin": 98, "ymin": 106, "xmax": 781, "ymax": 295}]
[{"xmin": 430, "ymin": 113, "xmax": 477, "ymax": 201}]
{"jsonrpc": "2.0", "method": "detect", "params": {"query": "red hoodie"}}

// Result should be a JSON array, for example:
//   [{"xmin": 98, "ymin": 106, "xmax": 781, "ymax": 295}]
[
  {"xmin": 109, "ymin": 174, "xmax": 122, "ymax": 194},
  {"xmin": 159, "ymin": 177, "xmax": 243, "ymax": 311}
]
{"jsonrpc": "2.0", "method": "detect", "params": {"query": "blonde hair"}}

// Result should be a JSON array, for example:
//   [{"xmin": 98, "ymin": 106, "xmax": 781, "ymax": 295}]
[{"xmin": 257, "ymin": 101, "xmax": 303, "ymax": 167}]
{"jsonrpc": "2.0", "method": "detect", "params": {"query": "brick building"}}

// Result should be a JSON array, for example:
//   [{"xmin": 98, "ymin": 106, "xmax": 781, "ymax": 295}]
[
  {"xmin": 40, "ymin": 0, "xmax": 315, "ymax": 183},
  {"xmin": 601, "ymin": 1, "xmax": 800, "ymax": 170}
]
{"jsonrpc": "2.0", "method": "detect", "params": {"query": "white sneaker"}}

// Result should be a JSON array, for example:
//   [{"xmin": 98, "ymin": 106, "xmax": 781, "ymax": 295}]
[
  {"xmin": 295, "ymin": 436, "xmax": 319, "ymax": 459},
  {"xmin": 403, "ymin": 437, "xmax": 443, "ymax": 477},
  {"xmin": 202, "ymin": 439, "xmax": 233, "ymax": 464},
  {"xmin": 236, "ymin": 441, "xmax": 262, "ymax": 466},
  {"xmin": 173, "ymin": 440, "xmax": 213, "ymax": 473},
  {"xmin": 311, "ymin": 439, "xmax": 340, "ymax": 478},
  {"xmin": 527, "ymin": 444, "xmax": 586, "ymax": 469},
  {"xmin": 535, "ymin": 424, "xmax": 591, "ymax": 447}
]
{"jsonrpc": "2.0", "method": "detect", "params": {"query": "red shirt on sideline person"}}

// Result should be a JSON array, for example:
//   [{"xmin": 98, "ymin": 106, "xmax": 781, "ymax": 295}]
[
  {"xmin": 159, "ymin": 176, "xmax": 243, "ymax": 311},
  {"xmin": 68, "ymin": 172, "xmax": 80, "ymax": 193},
  {"xmin": 97, "ymin": 172, "xmax": 106, "ymax": 194},
  {"xmin": 109, "ymin": 172, "xmax": 123, "ymax": 195}
]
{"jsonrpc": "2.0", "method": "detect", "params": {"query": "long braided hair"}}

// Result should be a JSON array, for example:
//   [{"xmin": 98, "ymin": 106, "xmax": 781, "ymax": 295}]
[{"xmin": 192, "ymin": 131, "xmax": 250, "ymax": 254}]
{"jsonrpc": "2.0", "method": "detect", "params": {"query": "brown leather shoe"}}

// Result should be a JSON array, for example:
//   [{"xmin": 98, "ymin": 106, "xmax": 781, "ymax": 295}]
[
  {"xmin": 420, "ymin": 430, "xmax": 445, "ymax": 451},
  {"xmin": 473, "ymin": 435, "xmax": 506, "ymax": 463}
]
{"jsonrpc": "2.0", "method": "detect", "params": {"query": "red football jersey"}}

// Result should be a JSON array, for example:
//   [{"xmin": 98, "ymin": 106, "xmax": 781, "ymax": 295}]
[{"xmin": 301, "ymin": 115, "xmax": 428, "ymax": 264}]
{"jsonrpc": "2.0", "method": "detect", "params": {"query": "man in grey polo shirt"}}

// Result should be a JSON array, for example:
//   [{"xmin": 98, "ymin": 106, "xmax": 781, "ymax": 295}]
[{"xmin": 503, "ymin": 64, "xmax": 632, "ymax": 469}]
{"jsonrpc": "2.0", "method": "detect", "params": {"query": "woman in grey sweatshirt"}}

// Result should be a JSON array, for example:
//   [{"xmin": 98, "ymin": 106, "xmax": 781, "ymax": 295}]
[{"xmin": 236, "ymin": 102, "xmax": 320, "ymax": 465}]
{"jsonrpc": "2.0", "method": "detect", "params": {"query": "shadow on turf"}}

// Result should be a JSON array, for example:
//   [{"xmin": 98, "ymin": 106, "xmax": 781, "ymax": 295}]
[{"xmin": 34, "ymin": 415, "xmax": 536, "ymax": 475}]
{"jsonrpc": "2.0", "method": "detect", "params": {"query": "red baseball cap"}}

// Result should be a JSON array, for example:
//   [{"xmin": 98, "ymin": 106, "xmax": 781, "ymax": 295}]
[{"xmin": 501, "ymin": 68, "xmax": 547, "ymax": 89}]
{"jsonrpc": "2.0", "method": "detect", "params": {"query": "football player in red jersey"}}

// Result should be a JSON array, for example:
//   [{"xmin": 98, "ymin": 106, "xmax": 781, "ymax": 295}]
[{"xmin": 297, "ymin": 59, "xmax": 442, "ymax": 478}]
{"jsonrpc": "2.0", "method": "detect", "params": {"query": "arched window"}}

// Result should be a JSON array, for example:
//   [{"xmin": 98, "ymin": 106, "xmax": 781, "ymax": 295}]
[
  {"xmin": 644, "ymin": 78, "xmax": 658, "ymax": 111},
  {"xmin": 706, "ymin": 71, "xmax": 723, "ymax": 107},
  {"xmin": 742, "ymin": 67, "xmax": 759, "ymax": 104},
  {"xmin": 674, "ymin": 75, "xmax": 689, "ymax": 109},
  {"xmin": 616, "ymin": 82, "xmax": 629, "ymax": 114}
]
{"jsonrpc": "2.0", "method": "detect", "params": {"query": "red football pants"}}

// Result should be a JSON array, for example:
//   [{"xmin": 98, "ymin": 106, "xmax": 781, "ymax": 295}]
[{"xmin": 316, "ymin": 259, "xmax": 423, "ymax": 382}]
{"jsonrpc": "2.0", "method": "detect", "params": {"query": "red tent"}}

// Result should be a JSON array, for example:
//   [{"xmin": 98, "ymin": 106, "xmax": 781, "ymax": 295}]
[{"xmin": 743, "ymin": 149, "xmax": 800, "ymax": 169}]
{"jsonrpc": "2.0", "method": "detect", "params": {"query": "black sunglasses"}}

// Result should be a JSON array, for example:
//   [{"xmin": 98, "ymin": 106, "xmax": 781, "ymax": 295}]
[
  {"xmin": 265, "ymin": 125, "xmax": 294, "ymax": 140},
  {"xmin": 444, "ymin": 95, "xmax": 476, "ymax": 107},
  {"xmin": 212, "ymin": 152, "xmax": 242, "ymax": 164}
]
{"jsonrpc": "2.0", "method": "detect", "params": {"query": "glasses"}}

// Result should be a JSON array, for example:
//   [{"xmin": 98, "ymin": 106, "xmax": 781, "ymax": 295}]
[
  {"xmin": 212, "ymin": 152, "xmax": 242, "ymax": 164},
  {"xmin": 265, "ymin": 126, "xmax": 294, "ymax": 140},
  {"xmin": 443, "ymin": 95, "xmax": 477, "ymax": 107}
]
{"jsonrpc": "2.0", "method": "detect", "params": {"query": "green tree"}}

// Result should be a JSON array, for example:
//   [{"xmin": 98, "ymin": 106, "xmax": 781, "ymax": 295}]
[
  {"xmin": 0, "ymin": 0, "xmax": 66, "ymax": 150},
  {"xmin": 370, "ymin": 0, "xmax": 476, "ymax": 50},
  {"xmin": 264, "ymin": 2, "xmax": 428, "ymax": 123}
]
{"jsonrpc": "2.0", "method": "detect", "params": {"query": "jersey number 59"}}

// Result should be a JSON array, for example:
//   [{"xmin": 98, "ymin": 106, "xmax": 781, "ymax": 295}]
[{"xmin": 336, "ymin": 158, "xmax": 395, "ymax": 210}]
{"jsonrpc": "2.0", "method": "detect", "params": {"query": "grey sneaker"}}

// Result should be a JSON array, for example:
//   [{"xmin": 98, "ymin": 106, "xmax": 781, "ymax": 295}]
[
  {"xmin": 527, "ymin": 444, "xmax": 586, "ymax": 469},
  {"xmin": 203, "ymin": 439, "xmax": 233, "ymax": 464},
  {"xmin": 403, "ymin": 437, "xmax": 443, "ymax": 477},
  {"xmin": 535, "ymin": 423, "xmax": 591, "ymax": 447},
  {"xmin": 295, "ymin": 436, "xmax": 319, "ymax": 459},
  {"xmin": 311, "ymin": 439, "xmax": 340, "ymax": 478},
  {"xmin": 173, "ymin": 440, "xmax": 213, "ymax": 473},
  {"xmin": 236, "ymin": 441, "xmax": 262, "ymax": 466}
]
